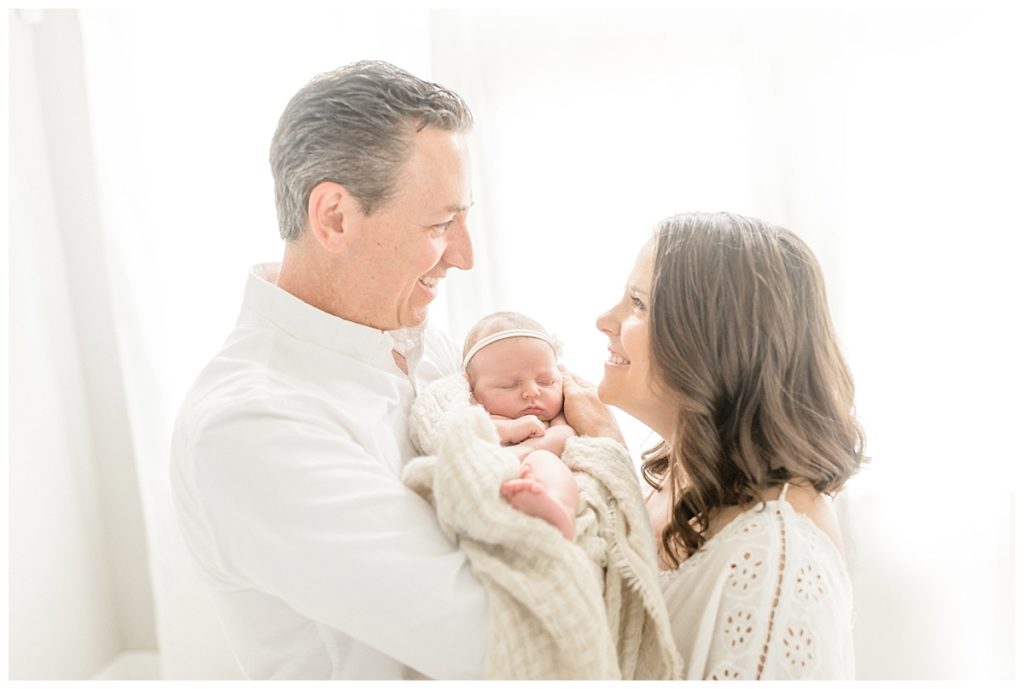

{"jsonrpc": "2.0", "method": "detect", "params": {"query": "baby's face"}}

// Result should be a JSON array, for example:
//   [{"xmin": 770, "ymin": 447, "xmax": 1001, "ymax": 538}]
[{"xmin": 468, "ymin": 337, "xmax": 563, "ymax": 421}]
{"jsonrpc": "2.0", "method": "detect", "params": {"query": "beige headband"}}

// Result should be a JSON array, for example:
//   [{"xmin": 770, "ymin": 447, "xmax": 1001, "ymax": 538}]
[{"xmin": 462, "ymin": 329, "xmax": 557, "ymax": 370}]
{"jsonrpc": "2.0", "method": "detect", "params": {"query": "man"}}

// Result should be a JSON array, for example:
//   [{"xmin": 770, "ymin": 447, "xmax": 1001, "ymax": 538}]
[
  {"xmin": 171, "ymin": 60, "xmax": 622, "ymax": 680},
  {"xmin": 170, "ymin": 61, "xmax": 485, "ymax": 680}
]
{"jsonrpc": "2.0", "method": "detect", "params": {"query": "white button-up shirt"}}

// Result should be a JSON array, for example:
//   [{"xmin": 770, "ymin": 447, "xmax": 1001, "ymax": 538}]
[{"xmin": 170, "ymin": 264, "xmax": 488, "ymax": 679}]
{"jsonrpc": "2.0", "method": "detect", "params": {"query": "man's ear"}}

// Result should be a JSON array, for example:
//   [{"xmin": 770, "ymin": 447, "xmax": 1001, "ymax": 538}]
[{"xmin": 307, "ymin": 181, "xmax": 360, "ymax": 254}]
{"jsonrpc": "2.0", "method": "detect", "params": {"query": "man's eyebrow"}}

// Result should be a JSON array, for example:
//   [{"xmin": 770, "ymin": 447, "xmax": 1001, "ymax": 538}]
[{"xmin": 446, "ymin": 200, "xmax": 476, "ymax": 213}]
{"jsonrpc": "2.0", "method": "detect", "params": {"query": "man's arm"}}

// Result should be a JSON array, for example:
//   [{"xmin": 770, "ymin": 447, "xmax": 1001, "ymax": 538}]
[{"xmin": 184, "ymin": 402, "xmax": 488, "ymax": 679}]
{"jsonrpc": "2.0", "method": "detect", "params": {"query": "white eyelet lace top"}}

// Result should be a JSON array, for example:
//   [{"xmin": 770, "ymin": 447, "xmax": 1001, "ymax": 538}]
[{"xmin": 658, "ymin": 484, "xmax": 855, "ymax": 680}]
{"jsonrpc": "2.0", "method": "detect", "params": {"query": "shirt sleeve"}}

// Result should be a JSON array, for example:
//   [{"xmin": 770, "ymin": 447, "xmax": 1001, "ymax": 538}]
[{"xmin": 187, "ymin": 399, "xmax": 488, "ymax": 680}]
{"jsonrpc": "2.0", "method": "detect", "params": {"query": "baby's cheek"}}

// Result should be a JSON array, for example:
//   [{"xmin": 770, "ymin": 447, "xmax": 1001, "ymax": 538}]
[
  {"xmin": 489, "ymin": 392, "xmax": 521, "ymax": 418},
  {"xmin": 550, "ymin": 388, "xmax": 565, "ymax": 409},
  {"xmin": 473, "ymin": 387, "xmax": 497, "ymax": 410}
]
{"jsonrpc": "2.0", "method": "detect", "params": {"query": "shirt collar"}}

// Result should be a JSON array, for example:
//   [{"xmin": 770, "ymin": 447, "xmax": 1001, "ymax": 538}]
[{"xmin": 241, "ymin": 262, "xmax": 405, "ymax": 368}]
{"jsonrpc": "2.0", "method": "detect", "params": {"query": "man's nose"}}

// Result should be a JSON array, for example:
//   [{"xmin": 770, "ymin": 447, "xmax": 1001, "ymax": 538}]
[{"xmin": 442, "ymin": 216, "xmax": 473, "ymax": 270}]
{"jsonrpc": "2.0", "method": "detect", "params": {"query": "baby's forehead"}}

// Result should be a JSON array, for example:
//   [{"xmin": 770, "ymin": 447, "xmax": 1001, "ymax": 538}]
[
  {"xmin": 491, "ymin": 336, "xmax": 555, "ymax": 356},
  {"xmin": 496, "ymin": 336, "xmax": 550, "ymax": 351},
  {"xmin": 473, "ymin": 337, "xmax": 558, "ymax": 370}
]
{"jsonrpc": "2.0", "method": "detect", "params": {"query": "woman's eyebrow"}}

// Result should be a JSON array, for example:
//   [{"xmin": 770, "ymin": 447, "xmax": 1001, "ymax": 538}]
[{"xmin": 629, "ymin": 284, "xmax": 649, "ymax": 296}]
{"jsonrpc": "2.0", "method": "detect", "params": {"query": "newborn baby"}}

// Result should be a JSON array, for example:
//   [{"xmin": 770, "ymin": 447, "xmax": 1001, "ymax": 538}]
[{"xmin": 463, "ymin": 312, "xmax": 580, "ymax": 539}]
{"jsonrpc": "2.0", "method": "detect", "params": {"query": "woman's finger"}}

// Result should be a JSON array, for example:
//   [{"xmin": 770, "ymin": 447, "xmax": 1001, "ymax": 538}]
[
  {"xmin": 559, "ymin": 365, "xmax": 595, "ymax": 390},
  {"xmin": 558, "ymin": 365, "xmax": 576, "ymax": 387}
]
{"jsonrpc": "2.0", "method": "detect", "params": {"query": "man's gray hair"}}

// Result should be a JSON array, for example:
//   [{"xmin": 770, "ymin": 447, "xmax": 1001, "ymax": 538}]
[{"xmin": 269, "ymin": 60, "xmax": 473, "ymax": 241}]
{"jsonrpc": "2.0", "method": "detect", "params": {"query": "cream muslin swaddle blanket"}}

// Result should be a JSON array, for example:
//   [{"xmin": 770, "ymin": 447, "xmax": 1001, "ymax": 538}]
[{"xmin": 403, "ymin": 372, "xmax": 682, "ymax": 680}]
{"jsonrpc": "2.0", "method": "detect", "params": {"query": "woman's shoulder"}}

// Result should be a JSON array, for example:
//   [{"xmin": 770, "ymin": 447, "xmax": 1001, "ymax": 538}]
[
  {"xmin": 660, "ymin": 502, "xmax": 780, "ymax": 593},
  {"xmin": 779, "ymin": 483, "xmax": 846, "ymax": 558},
  {"xmin": 661, "ymin": 490, "xmax": 855, "ymax": 680},
  {"xmin": 661, "ymin": 488, "xmax": 849, "ymax": 593}
]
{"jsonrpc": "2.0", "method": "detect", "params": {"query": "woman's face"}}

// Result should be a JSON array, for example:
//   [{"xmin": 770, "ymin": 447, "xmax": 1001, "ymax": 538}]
[{"xmin": 596, "ymin": 239, "xmax": 676, "ymax": 438}]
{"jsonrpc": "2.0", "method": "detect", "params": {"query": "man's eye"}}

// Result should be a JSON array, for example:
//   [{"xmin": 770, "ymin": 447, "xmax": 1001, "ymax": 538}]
[
  {"xmin": 631, "ymin": 296, "xmax": 647, "ymax": 311},
  {"xmin": 431, "ymin": 221, "xmax": 454, "ymax": 236}
]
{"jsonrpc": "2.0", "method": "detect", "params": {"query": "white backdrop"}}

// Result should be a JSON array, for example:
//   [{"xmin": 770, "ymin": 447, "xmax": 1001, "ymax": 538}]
[{"xmin": 8, "ymin": 4, "xmax": 1023, "ymax": 680}]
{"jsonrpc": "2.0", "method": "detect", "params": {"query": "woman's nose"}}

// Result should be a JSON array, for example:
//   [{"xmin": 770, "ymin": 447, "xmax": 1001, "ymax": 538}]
[{"xmin": 596, "ymin": 307, "xmax": 617, "ymax": 335}]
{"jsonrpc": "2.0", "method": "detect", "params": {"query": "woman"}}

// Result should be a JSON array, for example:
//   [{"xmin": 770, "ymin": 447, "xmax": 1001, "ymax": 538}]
[{"xmin": 564, "ymin": 211, "xmax": 865, "ymax": 679}]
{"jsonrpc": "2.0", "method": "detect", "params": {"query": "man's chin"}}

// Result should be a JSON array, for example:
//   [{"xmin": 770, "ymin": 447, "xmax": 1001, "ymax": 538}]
[{"xmin": 397, "ymin": 309, "xmax": 429, "ymax": 329}]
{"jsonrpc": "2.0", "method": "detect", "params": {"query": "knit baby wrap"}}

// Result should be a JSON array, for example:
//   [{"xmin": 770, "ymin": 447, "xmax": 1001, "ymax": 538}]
[{"xmin": 403, "ymin": 372, "xmax": 683, "ymax": 680}]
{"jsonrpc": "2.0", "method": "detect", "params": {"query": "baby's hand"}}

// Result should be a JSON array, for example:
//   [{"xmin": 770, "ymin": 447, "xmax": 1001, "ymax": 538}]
[
  {"xmin": 516, "ymin": 415, "xmax": 547, "ymax": 439},
  {"xmin": 493, "ymin": 415, "xmax": 546, "ymax": 445},
  {"xmin": 520, "ymin": 423, "xmax": 576, "ymax": 458}
]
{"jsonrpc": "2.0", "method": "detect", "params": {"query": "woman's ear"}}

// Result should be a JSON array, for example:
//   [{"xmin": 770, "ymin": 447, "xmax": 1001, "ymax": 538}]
[{"xmin": 307, "ymin": 181, "xmax": 358, "ymax": 254}]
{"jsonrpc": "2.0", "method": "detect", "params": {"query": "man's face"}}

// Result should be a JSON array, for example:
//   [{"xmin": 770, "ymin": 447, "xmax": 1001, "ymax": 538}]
[{"xmin": 345, "ymin": 127, "xmax": 474, "ymax": 330}]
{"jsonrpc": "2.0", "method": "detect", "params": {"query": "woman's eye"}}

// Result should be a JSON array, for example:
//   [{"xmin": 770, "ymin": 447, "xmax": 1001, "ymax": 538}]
[{"xmin": 631, "ymin": 296, "xmax": 647, "ymax": 311}]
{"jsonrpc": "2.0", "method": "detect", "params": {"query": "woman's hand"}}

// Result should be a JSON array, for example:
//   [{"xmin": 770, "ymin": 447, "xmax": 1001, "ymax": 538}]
[{"xmin": 559, "ymin": 366, "xmax": 625, "ymax": 445}]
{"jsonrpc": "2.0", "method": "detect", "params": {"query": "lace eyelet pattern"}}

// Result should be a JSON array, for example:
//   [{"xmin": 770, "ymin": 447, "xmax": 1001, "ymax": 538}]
[
  {"xmin": 725, "ymin": 548, "xmax": 767, "ymax": 596},
  {"xmin": 794, "ymin": 562, "xmax": 826, "ymax": 604},
  {"xmin": 708, "ymin": 663, "xmax": 745, "ymax": 680},
  {"xmin": 781, "ymin": 621, "xmax": 818, "ymax": 675},
  {"xmin": 755, "ymin": 506, "xmax": 787, "ymax": 679},
  {"xmin": 659, "ymin": 496, "xmax": 853, "ymax": 679},
  {"xmin": 722, "ymin": 607, "xmax": 756, "ymax": 651}
]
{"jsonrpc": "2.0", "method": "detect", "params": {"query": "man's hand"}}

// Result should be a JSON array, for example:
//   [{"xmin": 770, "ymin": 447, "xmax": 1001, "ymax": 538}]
[{"xmin": 559, "ymin": 366, "xmax": 625, "ymax": 445}]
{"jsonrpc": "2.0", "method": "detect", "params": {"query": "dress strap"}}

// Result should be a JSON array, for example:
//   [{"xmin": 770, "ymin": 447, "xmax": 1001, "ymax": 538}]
[{"xmin": 778, "ymin": 482, "xmax": 791, "ymax": 502}]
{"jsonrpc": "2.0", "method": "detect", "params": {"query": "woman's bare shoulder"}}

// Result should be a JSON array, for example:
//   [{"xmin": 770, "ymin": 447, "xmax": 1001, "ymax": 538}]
[{"xmin": 778, "ymin": 483, "xmax": 845, "ymax": 557}]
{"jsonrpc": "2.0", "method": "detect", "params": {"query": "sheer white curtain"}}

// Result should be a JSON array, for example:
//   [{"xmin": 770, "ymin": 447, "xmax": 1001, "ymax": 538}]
[
  {"xmin": 10, "ymin": 10, "xmax": 158, "ymax": 679},
  {"xmin": 73, "ymin": 9, "xmax": 435, "ymax": 678},
  {"xmin": 11, "ymin": 7, "xmax": 437, "ymax": 679},
  {"xmin": 10, "ymin": 5, "xmax": 1021, "ymax": 680},
  {"xmin": 76, "ymin": 7, "xmax": 444, "ymax": 678}
]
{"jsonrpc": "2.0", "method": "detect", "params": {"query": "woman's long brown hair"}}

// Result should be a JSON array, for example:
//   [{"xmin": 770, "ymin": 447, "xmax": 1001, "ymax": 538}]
[{"xmin": 641, "ymin": 212, "xmax": 865, "ymax": 567}]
